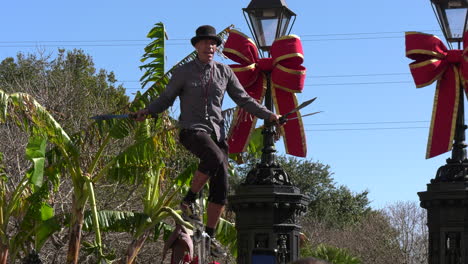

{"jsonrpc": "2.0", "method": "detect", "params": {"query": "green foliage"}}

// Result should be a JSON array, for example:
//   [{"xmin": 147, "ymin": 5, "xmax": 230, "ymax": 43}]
[
  {"xmin": 216, "ymin": 218, "xmax": 237, "ymax": 257},
  {"xmin": 6, "ymin": 92, "xmax": 72, "ymax": 149},
  {"xmin": 83, "ymin": 210, "xmax": 151, "ymax": 233},
  {"xmin": 0, "ymin": 49, "xmax": 129, "ymax": 133},
  {"xmin": 278, "ymin": 155, "xmax": 371, "ymax": 228},
  {"xmin": 303, "ymin": 244, "xmax": 362, "ymax": 264},
  {"xmin": 140, "ymin": 22, "xmax": 166, "ymax": 91},
  {"xmin": 246, "ymin": 127, "xmax": 264, "ymax": 159},
  {"xmin": 307, "ymin": 185, "xmax": 371, "ymax": 228},
  {"xmin": 233, "ymin": 154, "xmax": 371, "ymax": 228},
  {"xmin": 25, "ymin": 136, "xmax": 47, "ymax": 188},
  {"xmin": 0, "ymin": 135, "xmax": 62, "ymax": 261}
]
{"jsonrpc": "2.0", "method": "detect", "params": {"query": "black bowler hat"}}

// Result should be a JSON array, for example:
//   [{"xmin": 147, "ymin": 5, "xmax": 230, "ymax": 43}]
[{"xmin": 191, "ymin": 25, "xmax": 222, "ymax": 46}]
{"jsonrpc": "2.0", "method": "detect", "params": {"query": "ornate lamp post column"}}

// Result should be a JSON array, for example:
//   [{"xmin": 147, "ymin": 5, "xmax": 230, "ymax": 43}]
[
  {"xmin": 417, "ymin": 1, "xmax": 468, "ymax": 263},
  {"xmin": 228, "ymin": 1, "xmax": 308, "ymax": 263},
  {"xmin": 431, "ymin": 0, "xmax": 468, "ymax": 180},
  {"xmin": 243, "ymin": 0, "xmax": 296, "ymax": 185}
]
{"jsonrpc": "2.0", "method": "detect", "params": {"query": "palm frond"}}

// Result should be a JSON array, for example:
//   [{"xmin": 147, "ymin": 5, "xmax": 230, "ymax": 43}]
[
  {"xmin": 104, "ymin": 135, "xmax": 169, "ymax": 184},
  {"xmin": 82, "ymin": 210, "xmax": 151, "ymax": 233},
  {"xmin": 7, "ymin": 92, "xmax": 72, "ymax": 150},
  {"xmin": 216, "ymin": 218, "xmax": 237, "ymax": 257},
  {"xmin": 140, "ymin": 22, "xmax": 166, "ymax": 89}
]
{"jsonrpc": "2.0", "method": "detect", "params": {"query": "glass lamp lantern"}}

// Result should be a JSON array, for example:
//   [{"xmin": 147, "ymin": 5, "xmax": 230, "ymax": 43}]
[
  {"xmin": 243, "ymin": 0, "xmax": 296, "ymax": 52},
  {"xmin": 431, "ymin": 0, "xmax": 468, "ymax": 43}
]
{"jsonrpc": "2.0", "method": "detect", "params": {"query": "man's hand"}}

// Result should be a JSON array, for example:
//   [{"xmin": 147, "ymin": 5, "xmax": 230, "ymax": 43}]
[
  {"xmin": 269, "ymin": 113, "xmax": 281, "ymax": 123},
  {"xmin": 132, "ymin": 109, "xmax": 150, "ymax": 122}
]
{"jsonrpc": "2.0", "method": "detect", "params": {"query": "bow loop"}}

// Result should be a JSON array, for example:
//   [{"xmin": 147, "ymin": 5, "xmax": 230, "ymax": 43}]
[
  {"xmin": 223, "ymin": 30, "xmax": 258, "ymax": 65},
  {"xmin": 406, "ymin": 32, "xmax": 447, "ymax": 62},
  {"xmin": 271, "ymin": 35, "xmax": 304, "ymax": 66}
]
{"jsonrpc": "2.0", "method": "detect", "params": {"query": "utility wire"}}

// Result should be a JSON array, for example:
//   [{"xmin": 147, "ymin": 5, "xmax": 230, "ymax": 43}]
[
  {"xmin": 0, "ymin": 29, "xmax": 443, "ymax": 48},
  {"xmin": 0, "ymin": 29, "xmax": 442, "ymax": 44},
  {"xmin": 0, "ymin": 36, "xmax": 403, "ymax": 47},
  {"xmin": 304, "ymin": 81, "xmax": 412, "ymax": 86},
  {"xmin": 305, "ymin": 126, "xmax": 428, "ymax": 131},
  {"xmin": 123, "ymin": 80, "xmax": 414, "ymax": 90},
  {"xmin": 308, "ymin": 73, "xmax": 409, "ymax": 78},
  {"xmin": 118, "ymin": 73, "xmax": 411, "ymax": 83},
  {"xmin": 299, "ymin": 30, "xmax": 440, "ymax": 37},
  {"xmin": 304, "ymin": 120, "xmax": 428, "ymax": 126}
]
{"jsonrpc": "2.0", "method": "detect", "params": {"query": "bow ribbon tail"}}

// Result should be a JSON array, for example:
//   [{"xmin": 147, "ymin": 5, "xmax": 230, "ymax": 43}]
[
  {"xmin": 426, "ymin": 65, "xmax": 460, "ymax": 159},
  {"xmin": 272, "ymin": 86, "xmax": 307, "ymax": 157},
  {"xmin": 228, "ymin": 75, "xmax": 267, "ymax": 154}
]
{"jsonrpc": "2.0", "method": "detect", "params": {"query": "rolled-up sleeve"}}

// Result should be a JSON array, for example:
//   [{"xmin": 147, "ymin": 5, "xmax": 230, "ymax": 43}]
[
  {"xmin": 226, "ymin": 67, "xmax": 272, "ymax": 120},
  {"xmin": 147, "ymin": 68, "xmax": 184, "ymax": 116}
]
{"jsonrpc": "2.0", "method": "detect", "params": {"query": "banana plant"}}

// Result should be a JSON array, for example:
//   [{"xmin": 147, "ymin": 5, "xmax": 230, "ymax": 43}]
[
  {"xmin": 0, "ymin": 135, "xmax": 62, "ymax": 263},
  {"xmin": 0, "ymin": 90, "xmax": 116, "ymax": 263}
]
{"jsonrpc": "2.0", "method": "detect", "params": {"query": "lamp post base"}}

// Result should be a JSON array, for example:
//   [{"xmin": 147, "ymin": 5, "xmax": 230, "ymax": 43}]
[
  {"xmin": 229, "ymin": 185, "xmax": 308, "ymax": 264},
  {"xmin": 418, "ymin": 181, "xmax": 468, "ymax": 264}
]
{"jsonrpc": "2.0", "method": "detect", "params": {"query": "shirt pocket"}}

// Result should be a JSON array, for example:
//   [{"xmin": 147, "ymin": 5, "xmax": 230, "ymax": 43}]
[{"xmin": 213, "ymin": 84, "xmax": 226, "ymax": 103}]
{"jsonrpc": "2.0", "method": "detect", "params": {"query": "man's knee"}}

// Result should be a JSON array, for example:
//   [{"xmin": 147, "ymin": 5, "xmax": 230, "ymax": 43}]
[{"xmin": 200, "ymin": 152, "xmax": 226, "ymax": 177}]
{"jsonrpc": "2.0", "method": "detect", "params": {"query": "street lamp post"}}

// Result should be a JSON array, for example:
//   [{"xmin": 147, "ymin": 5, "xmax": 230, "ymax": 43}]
[
  {"xmin": 228, "ymin": 1, "xmax": 308, "ymax": 263},
  {"xmin": 243, "ymin": 0, "xmax": 296, "ymax": 184},
  {"xmin": 243, "ymin": 0, "xmax": 296, "ymax": 185},
  {"xmin": 418, "ymin": 1, "xmax": 468, "ymax": 263},
  {"xmin": 431, "ymin": 0, "xmax": 468, "ymax": 181}
]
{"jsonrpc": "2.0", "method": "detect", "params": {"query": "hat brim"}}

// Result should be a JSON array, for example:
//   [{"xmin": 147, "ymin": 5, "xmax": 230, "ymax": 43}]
[{"xmin": 191, "ymin": 36, "xmax": 222, "ymax": 46}]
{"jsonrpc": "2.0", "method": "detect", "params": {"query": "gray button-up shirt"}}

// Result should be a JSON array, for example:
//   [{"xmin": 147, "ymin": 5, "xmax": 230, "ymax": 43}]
[{"xmin": 147, "ymin": 58, "xmax": 272, "ymax": 141}]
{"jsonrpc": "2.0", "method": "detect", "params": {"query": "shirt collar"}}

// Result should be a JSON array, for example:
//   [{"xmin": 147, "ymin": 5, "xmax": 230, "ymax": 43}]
[{"xmin": 195, "ymin": 57, "xmax": 214, "ymax": 69}]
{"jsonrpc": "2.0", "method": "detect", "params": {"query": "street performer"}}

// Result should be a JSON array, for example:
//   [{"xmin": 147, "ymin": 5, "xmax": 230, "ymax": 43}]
[{"xmin": 133, "ymin": 25, "xmax": 280, "ymax": 257}]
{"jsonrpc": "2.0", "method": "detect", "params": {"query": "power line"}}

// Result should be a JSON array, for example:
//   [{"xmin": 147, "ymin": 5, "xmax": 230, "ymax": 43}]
[
  {"xmin": 301, "ymin": 36, "xmax": 403, "ymax": 41},
  {"xmin": 305, "ymin": 126, "xmax": 428, "ymax": 131},
  {"xmin": 117, "ymin": 73, "xmax": 411, "ymax": 83},
  {"xmin": 304, "ymin": 81, "xmax": 412, "ymax": 86},
  {"xmin": 0, "ymin": 29, "xmax": 443, "ymax": 48},
  {"xmin": 309, "ymin": 73, "xmax": 409, "ymax": 78},
  {"xmin": 0, "ymin": 43, "xmax": 188, "ymax": 48},
  {"xmin": 299, "ymin": 30, "xmax": 440, "ymax": 37},
  {"xmin": 0, "ymin": 40, "xmax": 148, "ymax": 43},
  {"xmin": 0, "ymin": 36, "xmax": 403, "ymax": 47},
  {"xmin": 0, "ymin": 29, "xmax": 442, "ymax": 44},
  {"xmin": 124, "ymin": 80, "xmax": 414, "ymax": 90},
  {"xmin": 304, "ymin": 120, "xmax": 428, "ymax": 126}
]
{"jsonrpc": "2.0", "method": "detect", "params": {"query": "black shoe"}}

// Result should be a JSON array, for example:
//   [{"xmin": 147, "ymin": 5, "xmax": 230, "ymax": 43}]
[
  {"xmin": 180, "ymin": 201, "xmax": 202, "ymax": 225},
  {"xmin": 206, "ymin": 237, "xmax": 227, "ymax": 258}
]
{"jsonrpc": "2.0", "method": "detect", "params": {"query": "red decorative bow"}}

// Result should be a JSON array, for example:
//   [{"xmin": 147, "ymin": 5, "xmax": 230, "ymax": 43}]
[
  {"xmin": 223, "ymin": 30, "xmax": 307, "ymax": 157},
  {"xmin": 406, "ymin": 31, "xmax": 468, "ymax": 159}
]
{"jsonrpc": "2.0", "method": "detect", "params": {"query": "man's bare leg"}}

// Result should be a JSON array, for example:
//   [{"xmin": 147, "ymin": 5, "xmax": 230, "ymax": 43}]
[
  {"xmin": 206, "ymin": 202, "xmax": 224, "ymax": 229},
  {"xmin": 190, "ymin": 170, "xmax": 210, "ymax": 193}
]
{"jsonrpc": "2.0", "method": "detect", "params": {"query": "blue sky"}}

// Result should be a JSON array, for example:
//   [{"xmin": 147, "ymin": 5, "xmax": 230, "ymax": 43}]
[{"xmin": 0, "ymin": 0, "xmax": 453, "ymax": 209}]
